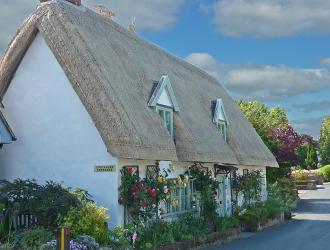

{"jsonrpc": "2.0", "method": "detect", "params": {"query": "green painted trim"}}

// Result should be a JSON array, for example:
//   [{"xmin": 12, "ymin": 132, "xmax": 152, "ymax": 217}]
[
  {"xmin": 156, "ymin": 105, "xmax": 174, "ymax": 138},
  {"xmin": 213, "ymin": 98, "xmax": 228, "ymax": 125},
  {"xmin": 216, "ymin": 120, "xmax": 227, "ymax": 142},
  {"xmin": 148, "ymin": 75, "xmax": 180, "ymax": 112}
]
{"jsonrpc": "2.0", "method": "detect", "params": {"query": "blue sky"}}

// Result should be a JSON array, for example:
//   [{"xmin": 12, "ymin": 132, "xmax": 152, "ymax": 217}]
[{"xmin": 0, "ymin": 0, "xmax": 329, "ymax": 138}]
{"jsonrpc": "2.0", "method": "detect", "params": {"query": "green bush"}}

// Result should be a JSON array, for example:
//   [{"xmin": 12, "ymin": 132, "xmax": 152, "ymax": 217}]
[
  {"xmin": 268, "ymin": 177, "xmax": 298, "ymax": 213},
  {"xmin": 240, "ymin": 200, "xmax": 282, "ymax": 231},
  {"xmin": 108, "ymin": 224, "xmax": 135, "ymax": 249},
  {"xmin": 19, "ymin": 228, "xmax": 53, "ymax": 250},
  {"xmin": 320, "ymin": 165, "xmax": 330, "ymax": 182},
  {"xmin": 215, "ymin": 216, "xmax": 240, "ymax": 231},
  {"xmin": 0, "ymin": 244, "xmax": 14, "ymax": 250},
  {"xmin": 0, "ymin": 179, "xmax": 92, "ymax": 229},
  {"xmin": 62, "ymin": 202, "xmax": 110, "ymax": 245}
]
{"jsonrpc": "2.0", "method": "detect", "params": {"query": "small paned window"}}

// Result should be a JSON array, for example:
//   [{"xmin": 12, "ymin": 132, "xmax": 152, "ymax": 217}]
[
  {"xmin": 156, "ymin": 105, "xmax": 173, "ymax": 138},
  {"xmin": 217, "ymin": 121, "xmax": 227, "ymax": 141},
  {"xmin": 213, "ymin": 98, "xmax": 228, "ymax": 142},
  {"xmin": 243, "ymin": 169, "xmax": 249, "ymax": 176},
  {"xmin": 165, "ymin": 179, "xmax": 195, "ymax": 216}
]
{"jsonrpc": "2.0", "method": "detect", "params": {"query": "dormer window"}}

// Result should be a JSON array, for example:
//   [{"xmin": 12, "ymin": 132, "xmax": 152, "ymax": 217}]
[
  {"xmin": 213, "ymin": 98, "xmax": 228, "ymax": 142},
  {"xmin": 148, "ymin": 75, "xmax": 179, "ymax": 138},
  {"xmin": 156, "ymin": 105, "xmax": 173, "ymax": 138}
]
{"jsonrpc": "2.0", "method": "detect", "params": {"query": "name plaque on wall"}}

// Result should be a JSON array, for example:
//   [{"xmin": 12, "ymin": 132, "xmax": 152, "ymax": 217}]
[{"xmin": 94, "ymin": 165, "xmax": 116, "ymax": 172}]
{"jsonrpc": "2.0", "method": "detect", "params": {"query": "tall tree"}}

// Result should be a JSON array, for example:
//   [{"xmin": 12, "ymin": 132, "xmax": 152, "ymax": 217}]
[
  {"xmin": 319, "ymin": 116, "xmax": 330, "ymax": 166},
  {"xmin": 305, "ymin": 144, "xmax": 318, "ymax": 170},
  {"xmin": 237, "ymin": 100, "xmax": 304, "ymax": 183},
  {"xmin": 236, "ymin": 101, "xmax": 288, "ymax": 148},
  {"xmin": 296, "ymin": 134, "xmax": 318, "ymax": 169}
]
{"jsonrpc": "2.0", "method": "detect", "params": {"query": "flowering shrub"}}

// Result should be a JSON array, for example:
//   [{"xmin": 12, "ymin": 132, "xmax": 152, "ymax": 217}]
[
  {"xmin": 61, "ymin": 203, "xmax": 110, "ymax": 245},
  {"xmin": 118, "ymin": 163, "xmax": 184, "ymax": 223},
  {"xmin": 43, "ymin": 239, "xmax": 88, "ymax": 250}
]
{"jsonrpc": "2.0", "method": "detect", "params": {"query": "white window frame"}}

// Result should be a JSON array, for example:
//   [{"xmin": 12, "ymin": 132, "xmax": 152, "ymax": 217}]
[
  {"xmin": 156, "ymin": 105, "xmax": 174, "ymax": 138},
  {"xmin": 164, "ymin": 178, "xmax": 196, "ymax": 217},
  {"xmin": 216, "ymin": 120, "xmax": 227, "ymax": 142}
]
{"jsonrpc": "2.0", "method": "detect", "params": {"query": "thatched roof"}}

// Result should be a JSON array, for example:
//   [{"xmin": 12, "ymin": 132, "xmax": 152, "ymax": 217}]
[{"xmin": 0, "ymin": 0, "xmax": 278, "ymax": 168}]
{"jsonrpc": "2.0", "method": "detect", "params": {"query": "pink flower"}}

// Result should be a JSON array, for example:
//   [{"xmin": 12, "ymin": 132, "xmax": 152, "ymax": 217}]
[
  {"xmin": 132, "ymin": 232, "xmax": 137, "ymax": 243},
  {"xmin": 152, "ymin": 204, "xmax": 156, "ymax": 209},
  {"xmin": 163, "ymin": 185, "xmax": 168, "ymax": 194}
]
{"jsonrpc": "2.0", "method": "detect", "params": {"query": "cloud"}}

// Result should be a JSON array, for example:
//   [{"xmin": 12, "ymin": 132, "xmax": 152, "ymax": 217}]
[
  {"xmin": 294, "ymin": 100, "xmax": 330, "ymax": 113},
  {"xmin": 0, "ymin": 0, "xmax": 37, "ymax": 56},
  {"xmin": 320, "ymin": 58, "xmax": 330, "ymax": 66},
  {"xmin": 85, "ymin": 0, "xmax": 185, "ymax": 32},
  {"xmin": 0, "ymin": 0, "xmax": 185, "ymax": 56},
  {"xmin": 186, "ymin": 52, "xmax": 330, "ymax": 100},
  {"xmin": 209, "ymin": 0, "xmax": 330, "ymax": 38},
  {"xmin": 292, "ymin": 117, "xmax": 324, "ymax": 138}
]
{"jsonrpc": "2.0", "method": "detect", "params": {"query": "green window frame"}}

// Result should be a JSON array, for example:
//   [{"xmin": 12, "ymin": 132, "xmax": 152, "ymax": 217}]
[
  {"xmin": 165, "ymin": 179, "xmax": 196, "ymax": 217},
  {"xmin": 156, "ymin": 105, "xmax": 173, "ymax": 138},
  {"xmin": 216, "ymin": 120, "xmax": 227, "ymax": 142}
]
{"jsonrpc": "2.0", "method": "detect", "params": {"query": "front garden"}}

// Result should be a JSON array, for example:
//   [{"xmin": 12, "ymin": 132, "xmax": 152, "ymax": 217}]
[{"xmin": 0, "ymin": 163, "xmax": 298, "ymax": 249}]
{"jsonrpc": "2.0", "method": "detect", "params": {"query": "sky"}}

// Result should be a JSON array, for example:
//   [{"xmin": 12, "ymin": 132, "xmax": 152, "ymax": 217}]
[{"xmin": 0, "ymin": 0, "xmax": 329, "ymax": 139}]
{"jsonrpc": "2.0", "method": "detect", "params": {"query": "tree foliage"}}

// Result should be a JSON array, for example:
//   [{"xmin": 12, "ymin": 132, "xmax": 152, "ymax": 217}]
[
  {"xmin": 319, "ymin": 116, "xmax": 330, "ymax": 166},
  {"xmin": 237, "ymin": 100, "xmax": 318, "ymax": 182},
  {"xmin": 236, "ymin": 101, "xmax": 288, "ymax": 148}
]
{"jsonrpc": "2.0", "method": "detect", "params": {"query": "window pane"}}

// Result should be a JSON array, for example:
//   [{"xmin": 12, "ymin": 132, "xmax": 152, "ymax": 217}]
[
  {"xmin": 158, "ymin": 109, "xmax": 164, "ymax": 120},
  {"xmin": 165, "ymin": 179, "xmax": 196, "ymax": 217},
  {"xmin": 165, "ymin": 111, "xmax": 172, "ymax": 136}
]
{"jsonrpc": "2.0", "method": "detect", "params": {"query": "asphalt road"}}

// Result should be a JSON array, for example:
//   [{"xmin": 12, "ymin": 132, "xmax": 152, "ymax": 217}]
[{"xmin": 209, "ymin": 183, "xmax": 330, "ymax": 250}]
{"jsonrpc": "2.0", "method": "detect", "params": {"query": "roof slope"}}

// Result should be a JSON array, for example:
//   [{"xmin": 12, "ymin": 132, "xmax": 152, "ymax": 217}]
[{"xmin": 0, "ymin": 0, "xmax": 278, "ymax": 167}]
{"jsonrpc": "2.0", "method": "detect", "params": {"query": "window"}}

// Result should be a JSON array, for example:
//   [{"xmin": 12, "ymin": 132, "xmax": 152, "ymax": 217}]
[
  {"xmin": 156, "ymin": 105, "xmax": 173, "ymax": 138},
  {"xmin": 243, "ymin": 169, "xmax": 249, "ymax": 176},
  {"xmin": 213, "ymin": 98, "xmax": 228, "ymax": 142},
  {"xmin": 165, "ymin": 179, "xmax": 195, "ymax": 216},
  {"xmin": 217, "ymin": 121, "xmax": 227, "ymax": 142}
]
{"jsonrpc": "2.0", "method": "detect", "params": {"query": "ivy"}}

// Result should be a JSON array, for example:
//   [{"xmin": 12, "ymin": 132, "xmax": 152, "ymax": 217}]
[
  {"xmin": 186, "ymin": 164, "xmax": 218, "ymax": 228},
  {"xmin": 232, "ymin": 170, "xmax": 263, "ymax": 207}
]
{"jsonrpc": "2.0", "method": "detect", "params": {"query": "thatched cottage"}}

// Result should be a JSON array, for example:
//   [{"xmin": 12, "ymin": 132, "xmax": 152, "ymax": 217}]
[{"xmin": 0, "ymin": 0, "xmax": 278, "ymax": 226}]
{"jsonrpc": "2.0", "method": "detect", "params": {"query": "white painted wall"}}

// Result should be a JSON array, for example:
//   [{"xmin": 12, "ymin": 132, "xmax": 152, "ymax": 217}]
[{"xmin": 0, "ymin": 34, "xmax": 121, "ymax": 227}]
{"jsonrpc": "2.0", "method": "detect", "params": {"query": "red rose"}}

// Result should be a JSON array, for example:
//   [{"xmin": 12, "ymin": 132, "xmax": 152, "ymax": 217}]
[
  {"xmin": 126, "ymin": 167, "xmax": 133, "ymax": 174},
  {"xmin": 151, "ymin": 189, "xmax": 157, "ymax": 198}
]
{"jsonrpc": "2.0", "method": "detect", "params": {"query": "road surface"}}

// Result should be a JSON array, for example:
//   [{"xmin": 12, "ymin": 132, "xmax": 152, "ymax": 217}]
[{"xmin": 209, "ymin": 183, "xmax": 330, "ymax": 250}]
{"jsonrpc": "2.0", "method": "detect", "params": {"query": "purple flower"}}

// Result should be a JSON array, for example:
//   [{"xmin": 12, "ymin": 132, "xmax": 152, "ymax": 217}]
[{"xmin": 46, "ymin": 240, "xmax": 88, "ymax": 250}]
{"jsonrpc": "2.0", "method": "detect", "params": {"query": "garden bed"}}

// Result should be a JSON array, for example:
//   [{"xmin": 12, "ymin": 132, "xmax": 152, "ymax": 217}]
[
  {"xmin": 155, "ymin": 228, "xmax": 241, "ymax": 250},
  {"xmin": 241, "ymin": 212, "xmax": 284, "ymax": 232},
  {"xmin": 294, "ymin": 180, "xmax": 317, "ymax": 190}
]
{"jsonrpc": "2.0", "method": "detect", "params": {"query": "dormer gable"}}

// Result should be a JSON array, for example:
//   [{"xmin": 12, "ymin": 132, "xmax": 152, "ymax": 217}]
[
  {"xmin": 212, "ymin": 98, "xmax": 228, "ymax": 142},
  {"xmin": 213, "ymin": 98, "xmax": 228, "ymax": 124},
  {"xmin": 148, "ymin": 75, "xmax": 180, "ymax": 112}
]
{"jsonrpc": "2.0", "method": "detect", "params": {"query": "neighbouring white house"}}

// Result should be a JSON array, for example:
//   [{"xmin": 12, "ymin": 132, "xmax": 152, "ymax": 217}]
[{"xmin": 0, "ymin": 0, "xmax": 279, "ymax": 227}]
